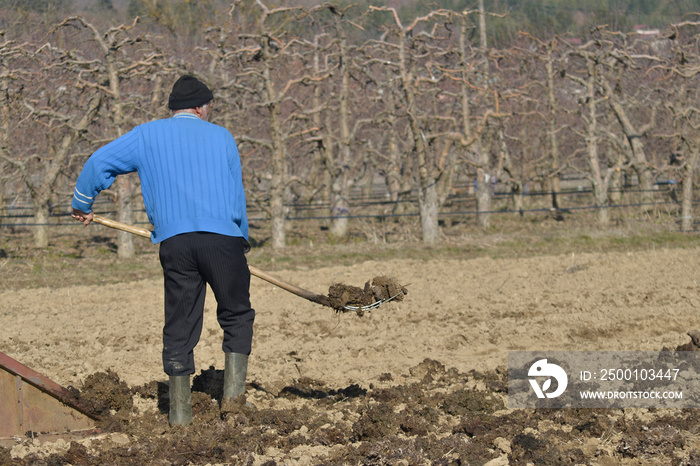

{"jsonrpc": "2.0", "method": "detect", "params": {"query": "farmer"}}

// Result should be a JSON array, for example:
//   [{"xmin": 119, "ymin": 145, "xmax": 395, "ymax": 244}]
[{"xmin": 71, "ymin": 74, "xmax": 254, "ymax": 426}]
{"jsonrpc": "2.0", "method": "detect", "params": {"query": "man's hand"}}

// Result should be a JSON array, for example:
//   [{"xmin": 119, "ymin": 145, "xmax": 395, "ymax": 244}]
[{"xmin": 71, "ymin": 209, "xmax": 94, "ymax": 226}]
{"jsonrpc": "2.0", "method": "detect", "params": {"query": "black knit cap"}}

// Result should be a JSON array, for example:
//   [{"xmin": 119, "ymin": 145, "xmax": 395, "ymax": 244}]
[{"xmin": 168, "ymin": 75, "xmax": 214, "ymax": 110}]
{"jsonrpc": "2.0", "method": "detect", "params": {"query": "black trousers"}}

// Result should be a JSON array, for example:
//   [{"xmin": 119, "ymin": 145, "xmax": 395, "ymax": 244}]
[{"xmin": 158, "ymin": 233, "xmax": 255, "ymax": 376}]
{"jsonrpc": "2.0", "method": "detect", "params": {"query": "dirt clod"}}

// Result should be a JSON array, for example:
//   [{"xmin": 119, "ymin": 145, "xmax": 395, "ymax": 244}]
[
  {"xmin": 64, "ymin": 441, "xmax": 92, "ymax": 466},
  {"xmin": 72, "ymin": 370, "xmax": 133, "ymax": 417},
  {"xmin": 0, "ymin": 447, "xmax": 12, "ymax": 465},
  {"xmin": 674, "ymin": 329, "xmax": 700, "ymax": 351},
  {"xmin": 327, "ymin": 275, "xmax": 407, "ymax": 313}
]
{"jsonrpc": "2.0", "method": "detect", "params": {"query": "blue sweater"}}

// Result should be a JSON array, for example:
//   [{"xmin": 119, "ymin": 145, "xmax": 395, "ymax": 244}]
[{"xmin": 72, "ymin": 113, "xmax": 249, "ymax": 244}]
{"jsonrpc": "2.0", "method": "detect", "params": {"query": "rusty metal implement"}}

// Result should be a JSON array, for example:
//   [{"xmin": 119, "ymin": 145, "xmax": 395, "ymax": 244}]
[
  {"xmin": 91, "ymin": 215, "xmax": 389, "ymax": 311},
  {"xmin": 0, "ymin": 352, "xmax": 99, "ymax": 446}
]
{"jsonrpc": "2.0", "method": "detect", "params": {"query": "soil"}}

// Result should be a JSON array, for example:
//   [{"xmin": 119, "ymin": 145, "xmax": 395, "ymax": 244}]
[
  {"xmin": 2, "ymin": 237, "xmax": 700, "ymax": 464},
  {"xmin": 327, "ymin": 276, "xmax": 408, "ymax": 314}
]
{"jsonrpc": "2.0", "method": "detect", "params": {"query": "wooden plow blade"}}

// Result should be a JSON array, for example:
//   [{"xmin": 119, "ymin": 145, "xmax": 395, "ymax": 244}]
[{"xmin": 0, "ymin": 351, "xmax": 100, "ymax": 447}]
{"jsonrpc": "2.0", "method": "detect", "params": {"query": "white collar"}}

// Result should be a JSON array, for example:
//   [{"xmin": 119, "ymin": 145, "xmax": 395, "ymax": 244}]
[{"xmin": 173, "ymin": 112, "xmax": 201, "ymax": 120}]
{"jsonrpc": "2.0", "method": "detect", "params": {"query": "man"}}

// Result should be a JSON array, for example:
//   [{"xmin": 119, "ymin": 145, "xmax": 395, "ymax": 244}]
[{"xmin": 71, "ymin": 75, "xmax": 254, "ymax": 426}]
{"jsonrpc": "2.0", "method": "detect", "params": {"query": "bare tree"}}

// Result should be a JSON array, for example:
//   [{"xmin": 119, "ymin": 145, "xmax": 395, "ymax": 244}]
[
  {"xmin": 658, "ymin": 20, "xmax": 700, "ymax": 232},
  {"xmin": 322, "ymin": 12, "xmax": 356, "ymax": 237},
  {"xmin": 368, "ymin": 6, "xmax": 456, "ymax": 243},
  {"xmin": 518, "ymin": 34, "xmax": 569, "ymax": 210},
  {"xmin": 0, "ymin": 33, "xmax": 27, "ymax": 225},
  {"xmin": 358, "ymin": 62, "xmax": 412, "ymax": 217},
  {"xmin": 293, "ymin": 32, "xmax": 329, "ymax": 223},
  {"xmin": 314, "ymin": 6, "xmax": 389, "ymax": 237},
  {"xmin": 595, "ymin": 30, "xmax": 661, "ymax": 213},
  {"xmin": 5, "ymin": 40, "xmax": 103, "ymax": 247},
  {"xmin": 227, "ymin": 0, "xmax": 325, "ymax": 249},
  {"xmin": 565, "ymin": 42, "xmax": 618, "ymax": 226},
  {"xmin": 435, "ymin": 10, "xmax": 510, "ymax": 228},
  {"xmin": 55, "ymin": 16, "xmax": 164, "ymax": 257}
]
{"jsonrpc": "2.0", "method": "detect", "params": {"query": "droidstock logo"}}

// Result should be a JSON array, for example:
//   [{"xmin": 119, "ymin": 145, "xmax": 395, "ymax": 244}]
[{"xmin": 528, "ymin": 359, "xmax": 568, "ymax": 399}]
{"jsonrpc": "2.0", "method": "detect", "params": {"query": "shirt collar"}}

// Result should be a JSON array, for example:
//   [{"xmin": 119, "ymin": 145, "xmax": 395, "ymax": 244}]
[{"xmin": 173, "ymin": 112, "xmax": 201, "ymax": 120}]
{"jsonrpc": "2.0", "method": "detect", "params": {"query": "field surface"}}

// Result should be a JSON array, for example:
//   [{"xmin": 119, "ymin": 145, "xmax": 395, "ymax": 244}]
[{"xmin": 1, "ymin": 218, "xmax": 700, "ymax": 465}]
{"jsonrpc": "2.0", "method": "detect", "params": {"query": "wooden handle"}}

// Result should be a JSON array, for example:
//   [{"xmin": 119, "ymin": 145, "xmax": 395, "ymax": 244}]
[
  {"xmin": 93, "ymin": 215, "xmax": 151, "ymax": 239},
  {"xmin": 92, "ymin": 215, "xmax": 330, "ymax": 307},
  {"xmin": 247, "ymin": 264, "xmax": 329, "ymax": 306}
]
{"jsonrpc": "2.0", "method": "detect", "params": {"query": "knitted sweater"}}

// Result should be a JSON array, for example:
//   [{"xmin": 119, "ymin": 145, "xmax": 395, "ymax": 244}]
[{"xmin": 72, "ymin": 113, "xmax": 249, "ymax": 244}]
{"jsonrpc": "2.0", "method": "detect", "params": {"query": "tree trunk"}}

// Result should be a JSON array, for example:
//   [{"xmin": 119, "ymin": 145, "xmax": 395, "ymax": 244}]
[
  {"xmin": 386, "ymin": 170, "xmax": 401, "ymax": 213},
  {"xmin": 395, "ymin": 26, "xmax": 441, "ymax": 243},
  {"xmin": 589, "ymin": 146, "xmax": 610, "ymax": 226},
  {"xmin": 312, "ymin": 38, "xmax": 334, "ymax": 232},
  {"xmin": 583, "ymin": 60, "xmax": 609, "ymax": 226},
  {"xmin": 33, "ymin": 203, "xmax": 50, "ymax": 248},
  {"xmin": 634, "ymin": 163, "xmax": 655, "ymax": 211},
  {"xmin": 329, "ymin": 26, "xmax": 353, "ymax": 238},
  {"xmin": 262, "ymin": 39, "xmax": 287, "ymax": 250},
  {"xmin": 113, "ymin": 146, "xmax": 135, "ymax": 258},
  {"xmin": 390, "ymin": 177, "xmax": 411, "ymax": 217},
  {"xmin": 681, "ymin": 152, "xmax": 697, "ymax": 232},
  {"xmin": 593, "ymin": 180, "xmax": 610, "ymax": 226},
  {"xmin": 0, "ymin": 178, "xmax": 5, "ymax": 221},
  {"xmin": 329, "ymin": 179, "xmax": 349, "ymax": 237},
  {"xmin": 511, "ymin": 182, "xmax": 524, "ymax": 214},
  {"xmin": 545, "ymin": 45, "xmax": 562, "ymax": 209},
  {"xmin": 603, "ymin": 82, "xmax": 655, "ymax": 212},
  {"xmin": 117, "ymin": 176, "xmax": 135, "ymax": 258},
  {"xmin": 384, "ymin": 74, "xmax": 406, "ymax": 217},
  {"xmin": 330, "ymin": 215, "xmax": 349, "ymax": 237},
  {"xmin": 418, "ymin": 181, "xmax": 439, "ymax": 243},
  {"xmin": 476, "ymin": 166, "xmax": 491, "ymax": 228},
  {"xmin": 28, "ymin": 94, "xmax": 102, "ymax": 249},
  {"xmin": 270, "ymin": 192, "xmax": 286, "ymax": 249},
  {"xmin": 609, "ymin": 167, "xmax": 623, "ymax": 204},
  {"xmin": 269, "ymin": 153, "xmax": 287, "ymax": 250}
]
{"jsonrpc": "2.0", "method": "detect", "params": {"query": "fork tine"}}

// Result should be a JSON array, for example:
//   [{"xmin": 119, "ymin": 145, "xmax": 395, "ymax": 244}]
[{"xmin": 342, "ymin": 292, "xmax": 403, "ymax": 312}]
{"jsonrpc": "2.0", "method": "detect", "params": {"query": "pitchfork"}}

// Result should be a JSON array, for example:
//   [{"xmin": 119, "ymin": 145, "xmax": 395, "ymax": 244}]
[{"xmin": 91, "ymin": 215, "xmax": 400, "ymax": 312}]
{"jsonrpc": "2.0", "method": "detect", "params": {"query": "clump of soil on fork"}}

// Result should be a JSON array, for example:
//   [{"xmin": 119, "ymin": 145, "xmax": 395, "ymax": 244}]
[{"xmin": 328, "ymin": 276, "xmax": 407, "ymax": 315}]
